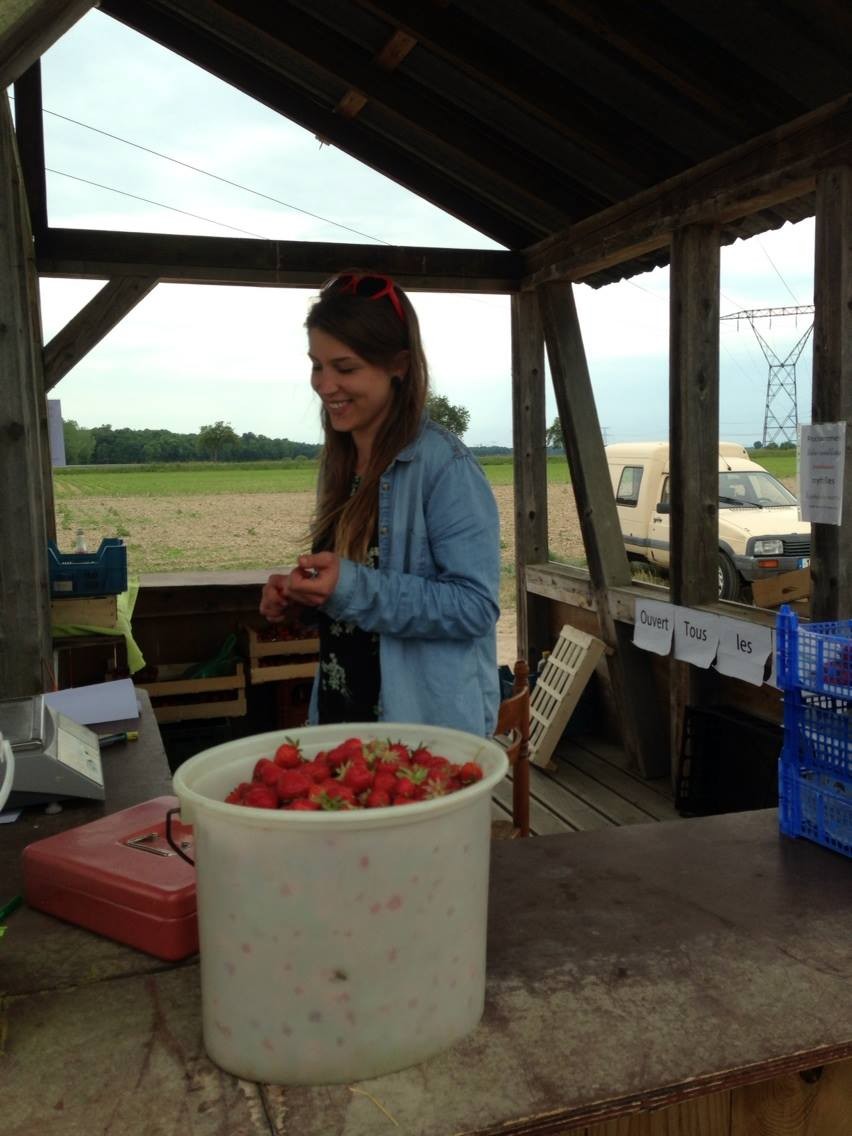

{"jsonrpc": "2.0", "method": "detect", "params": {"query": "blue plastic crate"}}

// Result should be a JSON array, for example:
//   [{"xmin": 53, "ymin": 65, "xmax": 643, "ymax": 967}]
[
  {"xmin": 778, "ymin": 759, "xmax": 852, "ymax": 859},
  {"xmin": 48, "ymin": 538, "xmax": 127, "ymax": 597},
  {"xmin": 783, "ymin": 689, "xmax": 852, "ymax": 779},
  {"xmin": 775, "ymin": 604, "xmax": 852, "ymax": 699}
]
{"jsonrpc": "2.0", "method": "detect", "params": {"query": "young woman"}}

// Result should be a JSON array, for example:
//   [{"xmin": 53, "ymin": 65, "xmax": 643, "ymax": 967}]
[{"xmin": 260, "ymin": 272, "xmax": 500, "ymax": 735}]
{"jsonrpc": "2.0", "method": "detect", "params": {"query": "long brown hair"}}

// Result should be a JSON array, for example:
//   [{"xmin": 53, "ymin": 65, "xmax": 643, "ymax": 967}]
[{"xmin": 307, "ymin": 276, "xmax": 429, "ymax": 561}]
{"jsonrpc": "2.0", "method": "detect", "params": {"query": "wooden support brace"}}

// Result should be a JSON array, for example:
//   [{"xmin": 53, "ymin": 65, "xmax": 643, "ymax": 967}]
[
  {"xmin": 0, "ymin": 0, "xmax": 95, "ymax": 90},
  {"xmin": 43, "ymin": 276, "xmax": 160, "ymax": 390},
  {"xmin": 538, "ymin": 281, "xmax": 667, "ymax": 778}
]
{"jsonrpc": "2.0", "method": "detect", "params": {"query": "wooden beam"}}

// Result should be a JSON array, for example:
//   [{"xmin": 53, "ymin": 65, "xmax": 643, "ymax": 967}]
[
  {"xmin": 538, "ymin": 282, "xmax": 667, "ymax": 777},
  {"xmin": 668, "ymin": 224, "xmax": 721, "ymax": 788},
  {"xmin": 335, "ymin": 29, "xmax": 417, "ymax": 120},
  {"xmin": 35, "ymin": 227, "xmax": 523, "ymax": 292},
  {"xmin": 12, "ymin": 59, "xmax": 47, "ymax": 235},
  {"xmin": 525, "ymin": 95, "xmax": 852, "ymax": 285},
  {"xmin": 0, "ymin": 95, "xmax": 52, "ymax": 697},
  {"xmin": 510, "ymin": 292, "xmax": 549, "ymax": 663},
  {"xmin": 811, "ymin": 164, "xmax": 852, "ymax": 620},
  {"xmin": 0, "ymin": 0, "xmax": 94, "ymax": 89},
  {"xmin": 42, "ymin": 276, "xmax": 159, "ymax": 391}
]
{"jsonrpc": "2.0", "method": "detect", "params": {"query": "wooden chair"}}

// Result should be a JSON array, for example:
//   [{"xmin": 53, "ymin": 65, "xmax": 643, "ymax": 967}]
[{"xmin": 492, "ymin": 658, "xmax": 531, "ymax": 838}]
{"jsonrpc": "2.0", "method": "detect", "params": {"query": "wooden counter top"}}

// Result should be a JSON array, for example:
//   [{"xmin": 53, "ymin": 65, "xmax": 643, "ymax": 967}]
[{"xmin": 4, "ymin": 799, "xmax": 851, "ymax": 1135}]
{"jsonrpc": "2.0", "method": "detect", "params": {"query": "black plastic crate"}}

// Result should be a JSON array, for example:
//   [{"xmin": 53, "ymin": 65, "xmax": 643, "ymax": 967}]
[{"xmin": 676, "ymin": 705, "xmax": 782, "ymax": 817}]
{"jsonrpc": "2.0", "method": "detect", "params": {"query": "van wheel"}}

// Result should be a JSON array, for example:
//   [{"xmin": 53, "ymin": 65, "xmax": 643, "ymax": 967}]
[{"xmin": 718, "ymin": 552, "xmax": 740, "ymax": 601}]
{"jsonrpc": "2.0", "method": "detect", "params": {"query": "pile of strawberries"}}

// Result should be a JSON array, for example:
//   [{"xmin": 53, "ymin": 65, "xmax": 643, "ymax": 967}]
[{"xmin": 224, "ymin": 735, "xmax": 484, "ymax": 810}]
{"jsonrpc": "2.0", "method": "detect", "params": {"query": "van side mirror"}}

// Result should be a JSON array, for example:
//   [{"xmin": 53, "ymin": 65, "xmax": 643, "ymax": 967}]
[{"xmin": 655, "ymin": 501, "xmax": 670, "ymax": 515}]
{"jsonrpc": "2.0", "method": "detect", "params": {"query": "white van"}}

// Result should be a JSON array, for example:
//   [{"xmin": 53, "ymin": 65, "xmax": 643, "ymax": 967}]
[{"xmin": 605, "ymin": 442, "xmax": 810, "ymax": 600}]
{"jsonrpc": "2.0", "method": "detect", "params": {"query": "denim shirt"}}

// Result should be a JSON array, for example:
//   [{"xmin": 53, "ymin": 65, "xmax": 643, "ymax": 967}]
[{"xmin": 308, "ymin": 417, "xmax": 500, "ymax": 735}]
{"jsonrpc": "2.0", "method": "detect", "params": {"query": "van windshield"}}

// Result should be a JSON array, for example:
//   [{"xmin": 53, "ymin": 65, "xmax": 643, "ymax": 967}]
[{"xmin": 718, "ymin": 471, "xmax": 797, "ymax": 508}]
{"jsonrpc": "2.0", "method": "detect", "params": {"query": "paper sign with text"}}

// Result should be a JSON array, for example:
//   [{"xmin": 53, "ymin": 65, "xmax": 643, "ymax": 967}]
[
  {"xmin": 633, "ymin": 599, "xmax": 675, "ymax": 655},
  {"xmin": 799, "ymin": 422, "xmax": 846, "ymax": 525},
  {"xmin": 673, "ymin": 607, "xmax": 721, "ymax": 668},
  {"xmin": 714, "ymin": 618, "xmax": 773, "ymax": 686}
]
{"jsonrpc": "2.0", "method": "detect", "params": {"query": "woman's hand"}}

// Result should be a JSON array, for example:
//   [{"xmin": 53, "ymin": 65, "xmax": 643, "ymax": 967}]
[
  {"xmin": 259, "ymin": 573, "xmax": 291, "ymax": 623},
  {"xmin": 285, "ymin": 552, "xmax": 340, "ymax": 607}
]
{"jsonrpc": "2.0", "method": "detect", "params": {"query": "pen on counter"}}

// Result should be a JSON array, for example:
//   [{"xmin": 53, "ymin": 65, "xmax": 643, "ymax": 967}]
[
  {"xmin": 0, "ymin": 895, "xmax": 22, "ymax": 922},
  {"xmin": 98, "ymin": 730, "xmax": 139, "ymax": 749}
]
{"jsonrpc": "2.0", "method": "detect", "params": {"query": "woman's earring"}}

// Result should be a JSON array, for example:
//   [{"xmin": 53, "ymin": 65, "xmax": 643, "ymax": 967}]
[{"xmin": 392, "ymin": 375, "xmax": 403, "ymax": 389}]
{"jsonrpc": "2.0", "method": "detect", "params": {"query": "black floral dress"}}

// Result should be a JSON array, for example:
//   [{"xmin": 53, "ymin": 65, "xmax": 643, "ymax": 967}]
[{"xmin": 315, "ymin": 478, "xmax": 381, "ymax": 724}]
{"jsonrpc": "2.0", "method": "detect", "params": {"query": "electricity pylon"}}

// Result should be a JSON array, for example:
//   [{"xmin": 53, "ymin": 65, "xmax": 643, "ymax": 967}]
[{"xmin": 720, "ymin": 305, "xmax": 814, "ymax": 446}]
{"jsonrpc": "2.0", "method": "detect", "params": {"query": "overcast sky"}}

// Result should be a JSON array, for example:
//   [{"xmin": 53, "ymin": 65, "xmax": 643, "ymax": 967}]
[{"xmin": 19, "ymin": 9, "xmax": 818, "ymax": 447}]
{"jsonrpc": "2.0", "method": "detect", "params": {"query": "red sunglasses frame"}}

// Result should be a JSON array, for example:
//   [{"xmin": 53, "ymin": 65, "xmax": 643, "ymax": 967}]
[{"xmin": 324, "ymin": 272, "xmax": 405, "ymax": 323}]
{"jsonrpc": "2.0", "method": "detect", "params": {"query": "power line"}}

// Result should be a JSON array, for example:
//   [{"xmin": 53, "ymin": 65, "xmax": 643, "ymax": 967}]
[
  {"xmin": 46, "ymin": 168, "xmax": 270, "ymax": 239},
  {"xmin": 757, "ymin": 237, "xmax": 801, "ymax": 305},
  {"xmin": 13, "ymin": 96, "xmax": 391, "ymax": 245}
]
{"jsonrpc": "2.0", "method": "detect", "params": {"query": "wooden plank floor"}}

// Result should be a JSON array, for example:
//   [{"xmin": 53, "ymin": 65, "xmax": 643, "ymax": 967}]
[{"xmin": 492, "ymin": 732, "xmax": 679, "ymax": 834}]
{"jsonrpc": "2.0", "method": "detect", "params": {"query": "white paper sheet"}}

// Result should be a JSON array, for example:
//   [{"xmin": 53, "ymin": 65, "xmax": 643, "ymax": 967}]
[
  {"xmin": 633, "ymin": 599, "xmax": 675, "ymax": 655},
  {"xmin": 799, "ymin": 422, "xmax": 846, "ymax": 525},
  {"xmin": 714, "ymin": 618, "xmax": 773, "ymax": 686},
  {"xmin": 673, "ymin": 607, "xmax": 721, "ymax": 668},
  {"xmin": 43, "ymin": 677, "xmax": 139, "ymax": 726}
]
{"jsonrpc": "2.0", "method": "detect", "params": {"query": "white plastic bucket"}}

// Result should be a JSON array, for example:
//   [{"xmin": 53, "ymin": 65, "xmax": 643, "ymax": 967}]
[{"xmin": 172, "ymin": 722, "xmax": 508, "ymax": 1085}]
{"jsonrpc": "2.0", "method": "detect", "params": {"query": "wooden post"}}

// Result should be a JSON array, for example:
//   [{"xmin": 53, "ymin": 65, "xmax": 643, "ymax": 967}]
[
  {"xmin": 12, "ymin": 60, "xmax": 47, "ymax": 236},
  {"xmin": 510, "ymin": 291, "xmax": 549, "ymax": 664},
  {"xmin": 538, "ymin": 281, "xmax": 667, "ymax": 778},
  {"xmin": 668, "ymin": 224, "xmax": 721, "ymax": 787},
  {"xmin": 0, "ymin": 95, "xmax": 52, "ymax": 697},
  {"xmin": 811, "ymin": 164, "xmax": 852, "ymax": 621}
]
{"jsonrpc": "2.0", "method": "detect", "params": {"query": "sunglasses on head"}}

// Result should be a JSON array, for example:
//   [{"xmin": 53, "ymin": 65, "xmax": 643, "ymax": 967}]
[{"xmin": 323, "ymin": 272, "xmax": 405, "ymax": 323}]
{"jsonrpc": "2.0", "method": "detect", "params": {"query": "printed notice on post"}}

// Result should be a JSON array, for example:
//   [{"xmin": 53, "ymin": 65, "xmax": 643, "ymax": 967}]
[
  {"xmin": 799, "ymin": 422, "xmax": 845, "ymax": 525},
  {"xmin": 633, "ymin": 599, "xmax": 674, "ymax": 655}
]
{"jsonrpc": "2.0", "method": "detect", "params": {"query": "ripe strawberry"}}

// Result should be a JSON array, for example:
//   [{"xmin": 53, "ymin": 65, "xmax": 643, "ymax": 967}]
[
  {"xmin": 365, "ymin": 789, "xmax": 391, "ymax": 808},
  {"xmin": 372, "ymin": 770, "xmax": 397, "ymax": 795},
  {"xmin": 253, "ymin": 757, "xmax": 276, "ymax": 782},
  {"xmin": 410, "ymin": 745, "xmax": 434, "ymax": 765},
  {"xmin": 388, "ymin": 741, "xmax": 410, "ymax": 762},
  {"xmin": 258, "ymin": 760, "xmax": 284, "ymax": 788},
  {"xmin": 324, "ymin": 782, "xmax": 356, "ymax": 806},
  {"xmin": 305, "ymin": 759, "xmax": 332, "ymax": 783},
  {"xmin": 458, "ymin": 761, "xmax": 483, "ymax": 785},
  {"xmin": 244, "ymin": 785, "xmax": 279, "ymax": 809},
  {"xmin": 277, "ymin": 768, "xmax": 311, "ymax": 801},
  {"xmin": 274, "ymin": 740, "xmax": 303, "ymax": 768},
  {"xmin": 287, "ymin": 798, "xmax": 320, "ymax": 811},
  {"xmin": 341, "ymin": 762, "xmax": 374, "ymax": 794},
  {"xmin": 225, "ymin": 787, "xmax": 243, "ymax": 804},
  {"xmin": 394, "ymin": 776, "xmax": 416, "ymax": 800}
]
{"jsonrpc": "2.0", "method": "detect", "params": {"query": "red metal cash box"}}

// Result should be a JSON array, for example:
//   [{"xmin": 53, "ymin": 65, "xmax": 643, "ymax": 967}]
[{"xmin": 22, "ymin": 796, "xmax": 198, "ymax": 961}]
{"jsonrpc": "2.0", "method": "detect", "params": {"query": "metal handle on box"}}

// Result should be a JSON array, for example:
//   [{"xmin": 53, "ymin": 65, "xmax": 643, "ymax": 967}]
[{"xmin": 165, "ymin": 807, "xmax": 195, "ymax": 865}]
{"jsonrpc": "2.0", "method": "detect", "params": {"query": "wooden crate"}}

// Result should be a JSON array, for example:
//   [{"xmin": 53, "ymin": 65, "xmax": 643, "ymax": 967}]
[
  {"xmin": 529, "ymin": 625, "xmax": 606, "ymax": 768},
  {"xmin": 243, "ymin": 626, "xmax": 319, "ymax": 685},
  {"xmin": 135, "ymin": 661, "xmax": 247, "ymax": 723},
  {"xmin": 51, "ymin": 594, "xmax": 118, "ymax": 628}
]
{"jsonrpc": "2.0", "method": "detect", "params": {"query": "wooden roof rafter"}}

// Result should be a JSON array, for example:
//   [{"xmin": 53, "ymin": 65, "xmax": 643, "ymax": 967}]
[{"xmin": 333, "ymin": 26, "xmax": 418, "ymax": 123}]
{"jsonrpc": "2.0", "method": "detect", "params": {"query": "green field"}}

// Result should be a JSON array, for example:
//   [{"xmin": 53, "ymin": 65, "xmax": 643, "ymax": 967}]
[
  {"xmin": 53, "ymin": 449, "xmax": 794, "ymax": 499},
  {"xmin": 53, "ymin": 455, "xmax": 578, "ymax": 497}
]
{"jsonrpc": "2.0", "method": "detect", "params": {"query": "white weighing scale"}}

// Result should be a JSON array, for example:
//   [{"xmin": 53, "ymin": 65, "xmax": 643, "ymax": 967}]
[{"xmin": 0, "ymin": 694, "xmax": 105, "ymax": 807}]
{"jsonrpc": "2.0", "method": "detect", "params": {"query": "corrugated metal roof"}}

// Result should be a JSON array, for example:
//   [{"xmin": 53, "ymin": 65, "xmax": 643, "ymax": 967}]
[{"xmin": 98, "ymin": 0, "xmax": 852, "ymax": 285}]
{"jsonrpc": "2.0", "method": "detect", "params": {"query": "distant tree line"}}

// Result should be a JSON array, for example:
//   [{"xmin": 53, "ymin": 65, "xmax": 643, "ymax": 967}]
[
  {"xmin": 63, "ymin": 393, "xmax": 495, "ymax": 466},
  {"xmin": 62, "ymin": 421, "xmax": 323, "ymax": 465}
]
